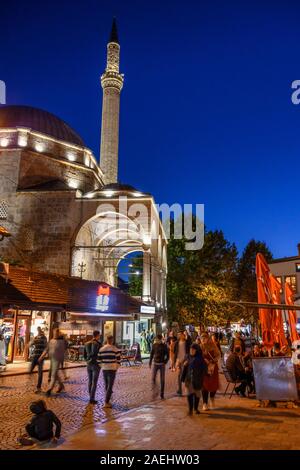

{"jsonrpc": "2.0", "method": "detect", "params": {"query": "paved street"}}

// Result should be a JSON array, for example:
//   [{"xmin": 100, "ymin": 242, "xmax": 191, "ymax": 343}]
[
  {"xmin": 0, "ymin": 362, "xmax": 177, "ymax": 450},
  {"xmin": 1, "ymin": 363, "xmax": 300, "ymax": 450},
  {"xmin": 57, "ymin": 396, "xmax": 300, "ymax": 451}
]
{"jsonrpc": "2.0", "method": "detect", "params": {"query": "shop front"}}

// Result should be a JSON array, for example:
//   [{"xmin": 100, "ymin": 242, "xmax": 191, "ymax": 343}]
[
  {"xmin": 0, "ymin": 308, "xmax": 52, "ymax": 363},
  {"xmin": 0, "ymin": 265, "xmax": 143, "ymax": 366},
  {"xmin": 115, "ymin": 315, "xmax": 156, "ymax": 350}
]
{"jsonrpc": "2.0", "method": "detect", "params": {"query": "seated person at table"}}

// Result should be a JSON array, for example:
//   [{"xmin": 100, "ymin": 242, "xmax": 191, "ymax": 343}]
[
  {"xmin": 226, "ymin": 346, "xmax": 253, "ymax": 397},
  {"xmin": 252, "ymin": 344, "xmax": 264, "ymax": 358}
]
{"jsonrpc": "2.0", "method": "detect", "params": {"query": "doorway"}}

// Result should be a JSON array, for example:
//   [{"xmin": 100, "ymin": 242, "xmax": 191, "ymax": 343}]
[{"xmin": 13, "ymin": 316, "xmax": 31, "ymax": 362}]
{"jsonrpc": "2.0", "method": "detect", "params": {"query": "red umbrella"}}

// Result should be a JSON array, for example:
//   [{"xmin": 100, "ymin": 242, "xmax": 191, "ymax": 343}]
[
  {"xmin": 270, "ymin": 274, "xmax": 287, "ymax": 348},
  {"xmin": 256, "ymin": 253, "xmax": 274, "ymax": 349},
  {"xmin": 284, "ymin": 282, "xmax": 299, "ymax": 344}
]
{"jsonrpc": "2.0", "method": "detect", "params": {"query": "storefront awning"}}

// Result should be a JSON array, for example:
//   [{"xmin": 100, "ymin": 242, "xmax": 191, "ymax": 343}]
[{"xmin": 0, "ymin": 266, "xmax": 144, "ymax": 318}]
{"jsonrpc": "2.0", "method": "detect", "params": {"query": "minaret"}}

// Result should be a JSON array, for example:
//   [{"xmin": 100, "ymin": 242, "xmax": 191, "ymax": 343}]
[{"xmin": 100, "ymin": 18, "xmax": 124, "ymax": 184}]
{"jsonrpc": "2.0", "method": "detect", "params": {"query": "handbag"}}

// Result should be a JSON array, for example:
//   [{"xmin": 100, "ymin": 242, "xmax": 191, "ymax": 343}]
[{"xmin": 206, "ymin": 351, "xmax": 216, "ymax": 376}]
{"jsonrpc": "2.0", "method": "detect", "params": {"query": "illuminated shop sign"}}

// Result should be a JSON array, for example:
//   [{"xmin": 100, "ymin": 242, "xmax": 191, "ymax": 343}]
[
  {"xmin": 95, "ymin": 285, "xmax": 110, "ymax": 312},
  {"xmin": 140, "ymin": 305, "xmax": 155, "ymax": 314}
]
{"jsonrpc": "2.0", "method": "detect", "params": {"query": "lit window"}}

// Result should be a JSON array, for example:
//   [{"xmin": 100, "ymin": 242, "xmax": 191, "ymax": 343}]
[
  {"xmin": 296, "ymin": 263, "xmax": 300, "ymax": 273},
  {"xmin": 285, "ymin": 275, "xmax": 297, "ymax": 293}
]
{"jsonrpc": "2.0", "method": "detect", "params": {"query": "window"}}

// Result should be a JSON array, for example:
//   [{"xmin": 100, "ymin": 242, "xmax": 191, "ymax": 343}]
[
  {"xmin": 285, "ymin": 275, "xmax": 297, "ymax": 293},
  {"xmin": 0, "ymin": 200, "xmax": 8, "ymax": 220},
  {"xmin": 295, "ymin": 263, "xmax": 300, "ymax": 273}
]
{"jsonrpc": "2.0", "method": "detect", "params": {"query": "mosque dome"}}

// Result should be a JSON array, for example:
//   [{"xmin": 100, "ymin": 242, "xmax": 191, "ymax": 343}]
[{"xmin": 0, "ymin": 105, "xmax": 85, "ymax": 147}]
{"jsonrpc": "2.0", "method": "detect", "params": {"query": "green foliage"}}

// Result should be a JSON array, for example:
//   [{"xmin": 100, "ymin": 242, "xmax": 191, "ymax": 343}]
[
  {"xmin": 167, "ymin": 226, "xmax": 239, "ymax": 327},
  {"xmin": 166, "ymin": 227, "xmax": 273, "ymax": 327},
  {"xmin": 128, "ymin": 254, "xmax": 143, "ymax": 297},
  {"xmin": 237, "ymin": 239, "xmax": 273, "ymax": 302}
]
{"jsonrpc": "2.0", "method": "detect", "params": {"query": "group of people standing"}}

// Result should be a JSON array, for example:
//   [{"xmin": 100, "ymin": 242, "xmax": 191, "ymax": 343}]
[
  {"xmin": 140, "ymin": 329, "xmax": 155, "ymax": 354},
  {"xmin": 150, "ymin": 329, "xmax": 221, "ymax": 415}
]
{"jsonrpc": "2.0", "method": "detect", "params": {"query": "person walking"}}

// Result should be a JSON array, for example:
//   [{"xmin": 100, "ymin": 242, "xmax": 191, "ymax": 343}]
[
  {"xmin": 84, "ymin": 330, "xmax": 102, "ymax": 404},
  {"xmin": 174, "ymin": 331, "xmax": 191, "ymax": 396},
  {"xmin": 200, "ymin": 332, "xmax": 220, "ymax": 410},
  {"xmin": 149, "ymin": 333, "xmax": 169, "ymax": 400},
  {"xmin": 29, "ymin": 327, "xmax": 48, "ymax": 393},
  {"xmin": 181, "ymin": 343, "xmax": 206, "ymax": 415},
  {"xmin": 47, "ymin": 332, "xmax": 69, "ymax": 383},
  {"xmin": 169, "ymin": 337, "xmax": 177, "ymax": 371},
  {"xmin": 99, "ymin": 335, "xmax": 121, "ymax": 408},
  {"xmin": 39, "ymin": 329, "xmax": 65, "ymax": 396}
]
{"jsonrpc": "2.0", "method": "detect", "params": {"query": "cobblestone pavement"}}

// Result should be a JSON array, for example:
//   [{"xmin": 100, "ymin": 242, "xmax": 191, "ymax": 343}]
[
  {"xmin": 2, "ymin": 364, "xmax": 300, "ymax": 450},
  {"xmin": 0, "ymin": 363, "xmax": 177, "ymax": 450},
  {"xmin": 57, "ymin": 395, "xmax": 300, "ymax": 451}
]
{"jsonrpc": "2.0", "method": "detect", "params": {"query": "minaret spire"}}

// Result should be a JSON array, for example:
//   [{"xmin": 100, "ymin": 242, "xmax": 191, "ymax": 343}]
[
  {"xmin": 100, "ymin": 19, "xmax": 124, "ymax": 184},
  {"xmin": 109, "ymin": 17, "xmax": 119, "ymax": 44}
]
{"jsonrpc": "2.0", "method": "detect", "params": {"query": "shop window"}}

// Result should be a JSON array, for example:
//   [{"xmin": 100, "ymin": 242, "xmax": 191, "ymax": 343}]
[
  {"xmin": 285, "ymin": 275, "xmax": 297, "ymax": 293},
  {"xmin": 0, "ymin": 200, "xmax": 8, "ymax": 220}
]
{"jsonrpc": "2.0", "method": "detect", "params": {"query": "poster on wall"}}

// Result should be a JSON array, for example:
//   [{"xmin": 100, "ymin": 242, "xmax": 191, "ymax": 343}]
[{"xmin": 104, "ymin": 321, "xmax": 114, "ymax": 340}]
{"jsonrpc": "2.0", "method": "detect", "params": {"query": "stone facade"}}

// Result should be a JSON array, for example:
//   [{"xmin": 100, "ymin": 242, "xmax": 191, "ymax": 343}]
[{"xmin": 0, "ymin": 22, "xmax": 167, "ymax": 311}]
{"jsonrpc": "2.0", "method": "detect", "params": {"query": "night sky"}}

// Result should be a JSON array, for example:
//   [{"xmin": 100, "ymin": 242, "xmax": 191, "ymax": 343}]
[{"xmin": 1, "ymin": 0, "xmax": 300, "ymax": 258}]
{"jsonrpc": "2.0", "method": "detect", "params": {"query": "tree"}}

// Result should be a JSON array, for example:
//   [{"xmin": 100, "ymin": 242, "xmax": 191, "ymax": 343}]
[
  {"xmin": 237, "ymin": 239, "xmax": 273, "ymax": 302},
  {"xmin": 194, "ymin": 282, "xmax": 239, "ymax": 327},
  {"xmin": 128, "ymin": 254, "xmax": 143, "ymax": 297},
  {"xmin": 166, "ymin": 226, "xmax": 239, "ymax": 327}
]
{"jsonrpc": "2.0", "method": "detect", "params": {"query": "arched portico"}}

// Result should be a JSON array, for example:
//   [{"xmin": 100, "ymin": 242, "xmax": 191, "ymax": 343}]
[{"xmin": 71, "ymin": 196, "xmax": 167, "ymax": 309}]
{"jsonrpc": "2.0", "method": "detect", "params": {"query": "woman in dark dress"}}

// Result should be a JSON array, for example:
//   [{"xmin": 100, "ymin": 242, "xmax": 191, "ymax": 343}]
[{"xmin": 181, "ymin": 343, "xmax": 206, "ymax": 416}]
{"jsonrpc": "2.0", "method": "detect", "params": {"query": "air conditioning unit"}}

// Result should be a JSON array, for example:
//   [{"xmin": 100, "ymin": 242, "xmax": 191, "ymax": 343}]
[{"xmin": 0, "ymin": 262, "xmax": 9, "ymax": 276}]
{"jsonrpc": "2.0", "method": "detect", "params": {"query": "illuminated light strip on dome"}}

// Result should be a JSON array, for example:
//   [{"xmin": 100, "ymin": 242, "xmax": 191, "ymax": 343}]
[{"xmin": 0, "ymin": 128, "xmax": 104, "ymax": 185}]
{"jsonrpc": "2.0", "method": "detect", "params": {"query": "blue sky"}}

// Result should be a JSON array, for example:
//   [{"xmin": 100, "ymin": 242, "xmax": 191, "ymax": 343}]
[{"xmin": 1, "ymin": 0, "xmax": 300, "ymax": 258}]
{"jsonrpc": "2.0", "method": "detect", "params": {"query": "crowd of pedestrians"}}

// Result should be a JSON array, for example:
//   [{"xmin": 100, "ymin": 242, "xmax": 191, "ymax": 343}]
[{"xmin": 17, "ymin": 324, "xmax": 299, "ymax": 445}]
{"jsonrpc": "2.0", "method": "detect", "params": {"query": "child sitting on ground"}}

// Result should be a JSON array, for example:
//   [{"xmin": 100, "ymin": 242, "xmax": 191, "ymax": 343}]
[{"xmin": 18, "ymin": 400, "xmax": 61, "ymax": 445}]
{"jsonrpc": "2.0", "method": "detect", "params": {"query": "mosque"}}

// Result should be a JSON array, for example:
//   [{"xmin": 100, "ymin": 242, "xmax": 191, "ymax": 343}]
[{"xmin": 0, "ymin": 20, "xmax": 167, "ymax": 363}]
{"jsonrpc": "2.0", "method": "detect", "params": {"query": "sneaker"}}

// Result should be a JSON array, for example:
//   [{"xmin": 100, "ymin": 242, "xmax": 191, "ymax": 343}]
[
  {"xmin": 89, "ymin": 400, "xmax": 98, "ymax": 405},
  {"xmin": 56, "ymin": 386, "xmax": 65, "ymax": 394},
  {"xmin": 160, "ymin": 395, "xmax": 165, "ymax": 400},
  {"xmin": 194, "ymin": 409, "xmax": 200, "ymax": 415},
  {"xmin": 202, "ymin": 403, "xmax": 209, "ymax": 411},
  {"xmin": 103, "ymin": 402, "xmax": 112, "ymax": 408}
]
